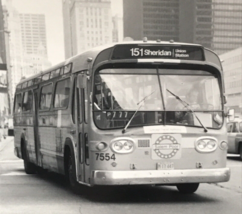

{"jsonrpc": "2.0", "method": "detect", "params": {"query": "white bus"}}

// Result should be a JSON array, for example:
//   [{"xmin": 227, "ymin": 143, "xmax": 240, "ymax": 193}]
[{"xmin": 13, "ymin": 40, "xmax": 231, "ymax": 194}]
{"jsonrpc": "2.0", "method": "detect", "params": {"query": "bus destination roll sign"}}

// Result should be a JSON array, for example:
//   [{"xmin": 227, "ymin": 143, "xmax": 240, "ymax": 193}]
[{"xmin": 112, "ymin": 45, "xmax": 204, "ymax": 61}]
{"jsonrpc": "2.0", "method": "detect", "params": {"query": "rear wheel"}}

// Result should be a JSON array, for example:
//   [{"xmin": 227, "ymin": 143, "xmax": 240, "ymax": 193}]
[
  {"xmin": 22, "ymin": 142, "xmax": 36, "ymax": 174},
  {"xmin": 176, "ymin": 183, "xmax": 199, "ymax": 194}
]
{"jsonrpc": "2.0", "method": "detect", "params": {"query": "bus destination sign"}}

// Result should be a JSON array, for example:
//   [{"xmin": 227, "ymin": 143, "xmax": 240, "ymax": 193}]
[{"xmin": 111, "ymin": 45, "xmax": 205, "ymax": 61}]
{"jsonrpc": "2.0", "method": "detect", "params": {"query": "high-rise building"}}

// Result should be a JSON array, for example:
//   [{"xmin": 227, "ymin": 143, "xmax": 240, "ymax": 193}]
[
  {"xmin": 19, "ymin": 14, "xmax": 47, "ymax": 56},
  {"xmin": 220, "ymin": 47, "xmax": 242, "ymax": 116},
  {"xmin": 3, "ymin": 0, "xmax": 51, "ymax": 103},
  {"xmin": 62, "ymin": 0, "xmax": 112, "ymax": 59},
  {"xmin": 211, "ymin": 0, "xmax": 242, "ymax": 55},
  {"xmin": 123, "ymin": 0, "xmax": 242, "ymax": 54},
  {"xmin": 112, "ymin": 14, "xmax": 123, "ymax": 42},
  {"xmin": 3, "ymin": 1, "xmax": 24, "ymax": 103}
]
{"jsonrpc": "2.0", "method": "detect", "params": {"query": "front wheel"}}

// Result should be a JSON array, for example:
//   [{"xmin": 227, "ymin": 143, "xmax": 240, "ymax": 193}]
[
  {"xmin": 176, "ymin": 183, "xmax": 199, "ymax": 194},
  {"xmin": 67, "ymin": 153, "xmax": 79, "ymax": 190}
]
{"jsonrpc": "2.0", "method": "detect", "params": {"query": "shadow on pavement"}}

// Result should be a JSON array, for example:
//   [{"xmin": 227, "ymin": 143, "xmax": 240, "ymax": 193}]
[{"xmin": 34, "ymin": 170, "xmax": 217, "ymax": 204}]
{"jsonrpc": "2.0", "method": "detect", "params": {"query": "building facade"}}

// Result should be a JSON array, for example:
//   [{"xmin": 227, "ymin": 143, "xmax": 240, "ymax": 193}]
[
  {"xmin": 3, "ymin": 0, "xmax": 51, "ymax": 105},
  {"xmin": 0, "ymin": 0, "xmax": 9, "ymax": 119},
  {"xmin": 123, "ymin": 0, "xmax": 242, "ymax": 54},
  {"xmin": 62, "ymin": 0, "xmax": 112, "ymax": 59},
  {"xmin": 19, "ymin": 13, "xmax": 48, "ymax": 56},
  {"xmin": 211, "ymin": 0, "xmax": 242, "ymax": 55},
  {"xmin": 112, "ymin": 14, "xmax": 123, "ymax": 42},
  {"xmin": 220, "ymin": 47, "xmax": 242, "ymax": 117}
]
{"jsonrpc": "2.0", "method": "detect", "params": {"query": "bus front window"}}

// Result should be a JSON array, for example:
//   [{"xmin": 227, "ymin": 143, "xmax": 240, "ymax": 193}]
[{"xmin": 93, "ymin": 69, "xmax": 222, "ymax": 130}]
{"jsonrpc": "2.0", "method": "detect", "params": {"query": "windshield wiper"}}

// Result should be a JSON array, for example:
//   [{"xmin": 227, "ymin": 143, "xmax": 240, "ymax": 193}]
[
  {"xmin": 122, "ymin": 91, "xmax": 155, "ymax": 134},
  {"xmin": 166, "ymin": 89, "xmax": 208, "ymax": 133}
]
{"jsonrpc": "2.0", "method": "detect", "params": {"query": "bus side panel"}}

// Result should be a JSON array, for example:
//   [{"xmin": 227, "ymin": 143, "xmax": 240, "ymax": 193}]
[
  {"xmin": 38, "ymin": 110, "xmax": 70, "ymax": 174},
  {"xmin": 38, "ymin": 111, "xmax": 58, "ymax": 171},
  {"xmin": 54, "ymin": 111, "xmax": 72, "ymax": 174},
  {"xmin": 26, "ymin": 126, "xmax": 36, "ymax": 163}
]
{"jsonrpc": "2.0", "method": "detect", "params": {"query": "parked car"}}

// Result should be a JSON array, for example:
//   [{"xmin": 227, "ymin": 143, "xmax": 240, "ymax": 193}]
[{"xmin": 227, "ymin": 120, "xmax": 242, "ymax": 160}]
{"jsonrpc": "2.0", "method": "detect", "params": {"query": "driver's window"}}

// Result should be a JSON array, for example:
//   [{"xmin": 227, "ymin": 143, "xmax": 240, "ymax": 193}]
[
  {"xmin": 94, "ymin": 75, "xmax": 119, "ymax": 110},
  {"xmin": 203, "ymin": 79, "xmax": 221, "ymax": 110},
  {"xmin": 227, "ymin": 123, "xmax": 233, "ymax": 132},
  {"xmin": 232, "ymin": 122, "xmax": 239, "ymax": 133}
]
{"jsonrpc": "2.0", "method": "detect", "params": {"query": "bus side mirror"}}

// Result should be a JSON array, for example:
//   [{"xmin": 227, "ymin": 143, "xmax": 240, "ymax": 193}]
[{"xmin": 227, "ymin": 109, "xmax": 234, "ymax": 122}]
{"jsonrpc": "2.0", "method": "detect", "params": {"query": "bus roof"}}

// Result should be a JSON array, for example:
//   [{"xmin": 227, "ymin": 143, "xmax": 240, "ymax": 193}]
[{"xmin": 17, "ymin": 40, "xmax": 219, "ymax": 87}]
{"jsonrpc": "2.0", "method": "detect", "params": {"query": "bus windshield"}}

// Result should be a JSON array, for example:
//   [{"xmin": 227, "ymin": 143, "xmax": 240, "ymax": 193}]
[{"xmin": 93, "ymin": 68, "xmax": 222, "ymax": 130}]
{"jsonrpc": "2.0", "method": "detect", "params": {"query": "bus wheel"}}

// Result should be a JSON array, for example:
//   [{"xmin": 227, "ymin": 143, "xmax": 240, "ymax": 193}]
[
  {"xmin": 176, "ymin": 183, "xmax": 199, "ymax": 194},
  {"xmin": 67, "ymin": 153, "xmax": 79, "ymax": 190},
  {"xmin": 239, "ymin": 144, "xmax": 242, "ymax": 160},
  {"xmin": 22, "ymin": 143, "xmax": 36, "ymax": 174}
]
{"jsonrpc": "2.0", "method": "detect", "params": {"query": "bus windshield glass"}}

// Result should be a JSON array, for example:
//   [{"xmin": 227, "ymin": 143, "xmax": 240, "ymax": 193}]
[{"xmin": 93, "ymin": 68, "xmax": 222, "ymax": 130}]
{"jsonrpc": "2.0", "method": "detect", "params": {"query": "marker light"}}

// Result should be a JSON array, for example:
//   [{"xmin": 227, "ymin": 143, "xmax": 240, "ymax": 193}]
[
  {"xmin": 143, "ymin": 37, "xmax": 148, "ymax": 42},
  {"xmin": 219, "ymin": 141, "xmax": 228, "ymax": 150},
  {"xmin": 96, "ymin": 142, "xmax": 107, "ymax": 151},
  {"xmin": 111, "ymin": 138, "xmax": 135, "ymax": 154},
  {"xmin": 195, "ymin": 137, "xmax": 218, "ymax": 153}
]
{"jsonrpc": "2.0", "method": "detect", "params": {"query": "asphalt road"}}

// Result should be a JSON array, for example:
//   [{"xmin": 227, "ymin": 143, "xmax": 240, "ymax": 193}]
[{"xmin": 0, "ymin": 137, "xmax": 241, "ymax": 214}]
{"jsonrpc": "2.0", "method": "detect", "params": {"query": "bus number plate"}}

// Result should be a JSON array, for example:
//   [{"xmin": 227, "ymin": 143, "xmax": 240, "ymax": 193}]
[
  {"xmin": 95, "ymin": 153, "xmax": 116, "ymax": 161},
  {"xmin": 156, "ymin": 162, "xmax": 174, "ymax": 170}
]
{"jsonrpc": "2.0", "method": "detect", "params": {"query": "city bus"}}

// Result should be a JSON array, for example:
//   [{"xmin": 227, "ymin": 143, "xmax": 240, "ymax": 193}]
[{"xmin": 13, "ymin": 40, "xmax": 231, "ymax": 194}]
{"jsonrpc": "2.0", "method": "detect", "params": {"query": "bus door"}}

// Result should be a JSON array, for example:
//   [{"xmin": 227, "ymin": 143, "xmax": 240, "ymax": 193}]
[
  {"xmin": 75, "ymin": 73, "xmax": 88, "ymax": 183},
  {"xmin": 33, "ymin": 88, "xmax": 41, "ymax": 166}
]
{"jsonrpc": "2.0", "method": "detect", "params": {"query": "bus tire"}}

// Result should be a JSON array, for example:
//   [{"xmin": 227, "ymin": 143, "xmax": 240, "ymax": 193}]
[
  {"xmin": 176, "ymin": 183, "xmax": 199, "ymax": 194},
  {"xmin": 22, "ymin": 141, "xmax": 36, "ymax": 174},
  {"xmin": 65, "ymin": 147, "xmax": 79, "ymax": 191}
]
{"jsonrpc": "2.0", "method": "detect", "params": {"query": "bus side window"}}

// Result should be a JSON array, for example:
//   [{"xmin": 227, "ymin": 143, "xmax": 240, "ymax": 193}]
[
  {"xmin": 40, "ymin": 84, "xmax": 53, "ymax": 110},
  {"xmin": 22, "ymin": 91, "xmax": 33, "ymax": 112},
  {"xmin": 14, "ymin": 93, "xmax": 22, "ymax": 113},
  {"xmin": 54, "ymin": 78, "xmax": 71, "ymax": 108}
]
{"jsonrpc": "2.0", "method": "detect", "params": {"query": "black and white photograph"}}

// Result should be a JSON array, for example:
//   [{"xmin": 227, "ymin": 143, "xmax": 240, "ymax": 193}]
[{"xmin": 0, "ymin": 0, "xmax": 241, "ymax": 213}]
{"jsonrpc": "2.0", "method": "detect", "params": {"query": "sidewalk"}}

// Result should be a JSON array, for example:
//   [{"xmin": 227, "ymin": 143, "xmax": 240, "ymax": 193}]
[{"xmin": 0, "ymin": 137, "xmax": 9, "ymax": 152}]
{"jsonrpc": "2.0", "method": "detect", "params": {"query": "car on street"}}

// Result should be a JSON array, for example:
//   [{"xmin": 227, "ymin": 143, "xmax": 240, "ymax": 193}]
[{"xmin": 227, "ymin": 119, "xmax": 242, "ymax": 160}]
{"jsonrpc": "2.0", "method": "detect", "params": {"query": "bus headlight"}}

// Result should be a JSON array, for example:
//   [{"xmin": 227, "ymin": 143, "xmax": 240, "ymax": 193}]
[
  {"xmin": 195, "ymin": 137, "xmax": 218, "ymax": 153},
  {"xmin": 197, "ymin": 140, "xmax": 206, "ymax": 149},
  {"xmin": 111, "ymin": 138, "xmax": 135, "ymax": 154},
  {"xmin": 113, "ymin": 142, "xmax": 123, "ymax": 151}
]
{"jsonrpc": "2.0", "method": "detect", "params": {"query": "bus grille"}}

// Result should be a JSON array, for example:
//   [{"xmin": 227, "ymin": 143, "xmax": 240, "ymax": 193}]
[{"xmin": 138, "ymin": 139, "xmax": 150, "ymax": 147}]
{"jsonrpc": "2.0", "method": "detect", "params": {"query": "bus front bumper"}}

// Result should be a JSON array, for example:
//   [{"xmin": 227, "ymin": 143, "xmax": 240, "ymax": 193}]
[{"xmin": 91, "ymin": 168, "xmax": 230, "ymax": 185}]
